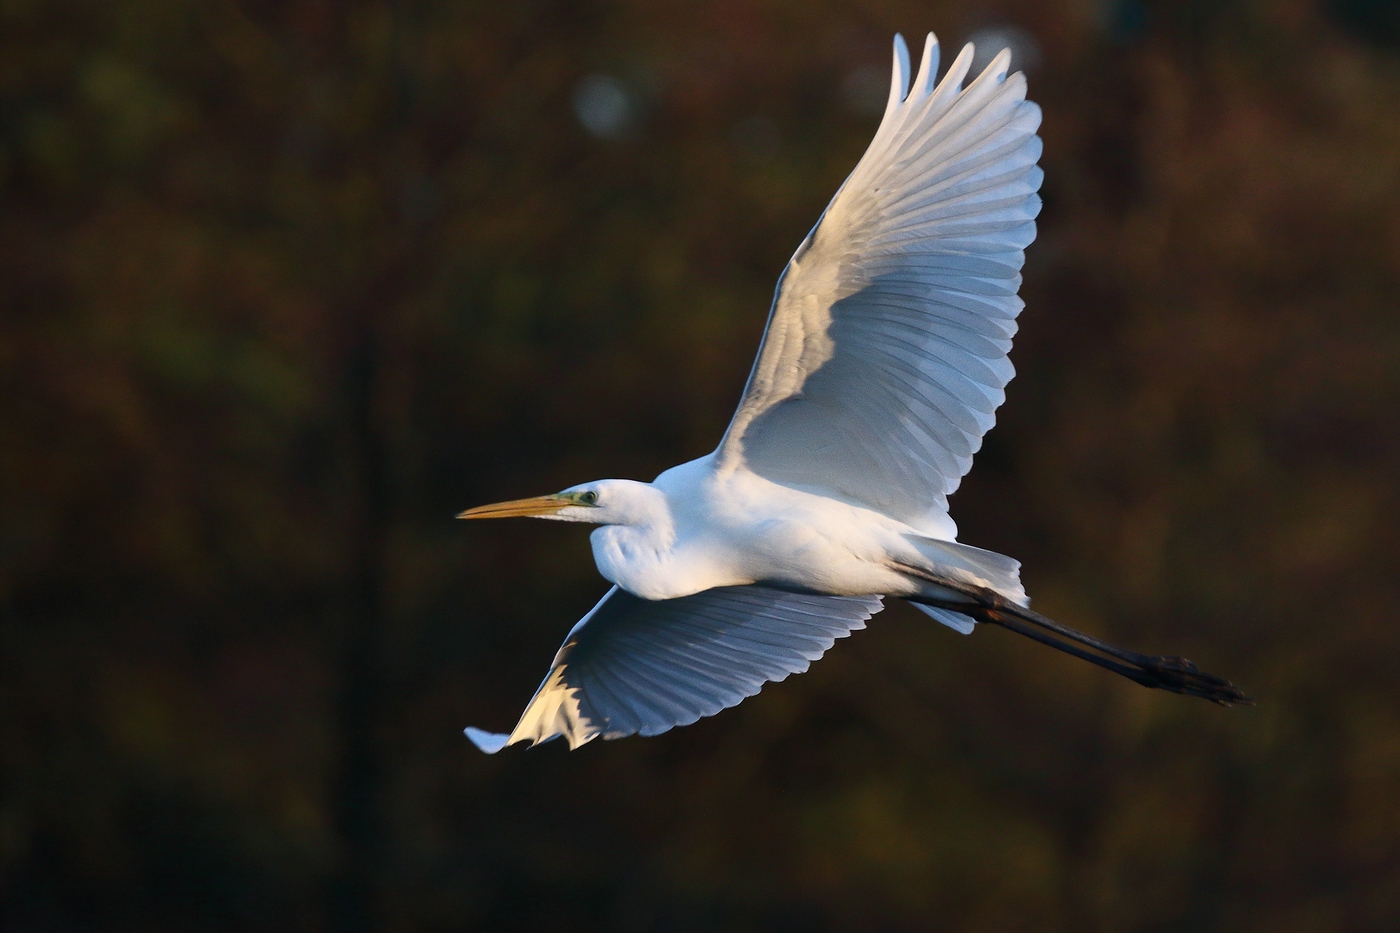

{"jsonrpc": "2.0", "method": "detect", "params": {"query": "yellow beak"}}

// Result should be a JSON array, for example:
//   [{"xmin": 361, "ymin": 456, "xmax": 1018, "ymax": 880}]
[{"xmin": 456, "ymin": 494, "xmax": 570, "ymax": 520}]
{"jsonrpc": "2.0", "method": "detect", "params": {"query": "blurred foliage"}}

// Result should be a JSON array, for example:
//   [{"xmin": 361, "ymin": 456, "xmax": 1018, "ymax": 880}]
[{"xmin": 3, "ymin": 0, "xmax": 1400, "ymax": 930}]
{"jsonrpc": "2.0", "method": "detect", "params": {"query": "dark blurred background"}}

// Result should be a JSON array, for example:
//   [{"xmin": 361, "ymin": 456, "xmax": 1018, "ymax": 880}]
[{"xmin": 4, "ymin": 0, "xmax": 1400, "ymax": 930}]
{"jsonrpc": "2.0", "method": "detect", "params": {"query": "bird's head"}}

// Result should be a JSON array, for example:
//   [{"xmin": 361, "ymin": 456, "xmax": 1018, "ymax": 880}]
[{"xmin": 457, "ymin": 479, "xmax": 663, "ymax": 526}]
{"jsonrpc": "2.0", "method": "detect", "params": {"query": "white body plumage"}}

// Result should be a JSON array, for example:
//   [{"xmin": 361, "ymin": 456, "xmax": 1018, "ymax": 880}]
[{"xmin": 582, "ymin": 456, "xmax": 966, "ymax": 601}]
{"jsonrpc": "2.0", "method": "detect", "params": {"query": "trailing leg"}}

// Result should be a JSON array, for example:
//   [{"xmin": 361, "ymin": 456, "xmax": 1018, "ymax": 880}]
[{"xmin": 898, "ymin": 563, "xmax": 1251, "ymax": 706}]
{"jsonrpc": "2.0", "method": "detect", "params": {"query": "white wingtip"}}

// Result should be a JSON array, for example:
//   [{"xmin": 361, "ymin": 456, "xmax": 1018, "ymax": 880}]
[
  {"xmin": 888, "ymin": 33, "xmax": 911, "ymax": 109},
  {"xmin": 914, "ymin": 32, "xmax": 940, "ymax": 97},
  {"xmin": 944, "ymin": 41, "xmax": 976, "ymax": 93},
  {"xmin": 464, "ymin": 726, "xmax": 511, "ymax": 754},
  {"xmin": 986, "ymin": 47, "xmax": 1013, "ymax": 82}
]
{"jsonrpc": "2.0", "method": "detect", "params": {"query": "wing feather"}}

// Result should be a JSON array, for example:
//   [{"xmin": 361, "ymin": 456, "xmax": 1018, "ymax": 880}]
[
  {"xmin": 715, "ymin": 32, "xmax": 1042, "ymax": 533},
  {"xmin": 465, "ymin": 586, "xmax": 883, "ymax": 752}
]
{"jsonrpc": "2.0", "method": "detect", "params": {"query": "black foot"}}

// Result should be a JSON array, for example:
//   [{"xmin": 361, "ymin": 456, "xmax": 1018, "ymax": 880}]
[{"xmin": 1124, "ymin": 652, "xmax": 1252, "ymax": 706}]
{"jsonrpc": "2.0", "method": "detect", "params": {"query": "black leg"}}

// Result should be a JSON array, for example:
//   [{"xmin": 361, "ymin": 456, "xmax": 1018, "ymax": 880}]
[{"xmin": 901, "ymin": 568, "xmax": 1252, "ymax": 706}]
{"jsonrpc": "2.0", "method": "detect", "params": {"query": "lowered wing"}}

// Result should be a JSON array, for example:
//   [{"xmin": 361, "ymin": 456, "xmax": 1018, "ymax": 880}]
[
  {"xmin": 466, "ymin": 585, "xmax": 883, "ymax": 752},
  {"xmin": 716, "ymin": 33, "xmax": 1043, "ymax": 537}
]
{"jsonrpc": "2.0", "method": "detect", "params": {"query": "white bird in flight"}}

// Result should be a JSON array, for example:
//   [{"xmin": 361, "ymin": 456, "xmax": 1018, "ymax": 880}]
[{"xmin": 461, "ymin": 33, "xmax": 1247, "ymax": 754}]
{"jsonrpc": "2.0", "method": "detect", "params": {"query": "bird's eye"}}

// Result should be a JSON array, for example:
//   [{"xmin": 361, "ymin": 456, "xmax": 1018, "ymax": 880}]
[{"xmin": 579, "ymin": 491, "xmax": 599, "ymax": 505}]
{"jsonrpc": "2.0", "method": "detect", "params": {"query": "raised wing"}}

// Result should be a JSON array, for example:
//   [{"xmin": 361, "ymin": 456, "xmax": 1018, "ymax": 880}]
[
  {"xmin": 716, "ymin": 33, "xmax": 1043, "ymax": 536},
  {"xmin": 465, "ymin": 585, "xmax": 883, "ymax": 752}
]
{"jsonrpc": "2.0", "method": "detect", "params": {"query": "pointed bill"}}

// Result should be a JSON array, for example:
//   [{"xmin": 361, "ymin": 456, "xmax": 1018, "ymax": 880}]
[{"xmin": 456, "ymin": 494, "xmax": 570, "ymax": 519}]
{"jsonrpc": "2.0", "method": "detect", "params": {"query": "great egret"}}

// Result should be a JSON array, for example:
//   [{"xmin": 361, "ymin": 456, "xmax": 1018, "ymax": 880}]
[{"xmin": 461, "ymin": 33, "xmax": 1248, "ymax": 754}]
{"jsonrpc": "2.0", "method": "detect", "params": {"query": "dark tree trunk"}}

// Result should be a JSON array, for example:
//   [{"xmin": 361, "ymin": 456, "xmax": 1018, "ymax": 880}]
[{"xmin": 330, "ymin": 314, "xmax": 394, "ymax": 933}]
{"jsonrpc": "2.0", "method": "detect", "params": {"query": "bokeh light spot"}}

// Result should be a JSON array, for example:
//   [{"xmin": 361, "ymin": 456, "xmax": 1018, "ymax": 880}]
[{"xmin": 573, "ymin": 75, "xmax": 635, "ymax": 139}]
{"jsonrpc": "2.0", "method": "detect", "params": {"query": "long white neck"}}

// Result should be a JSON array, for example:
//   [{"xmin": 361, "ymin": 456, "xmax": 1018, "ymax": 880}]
[{"xmin": 586, "ymin": 482, "xmax": 678, "ymax": 598}]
